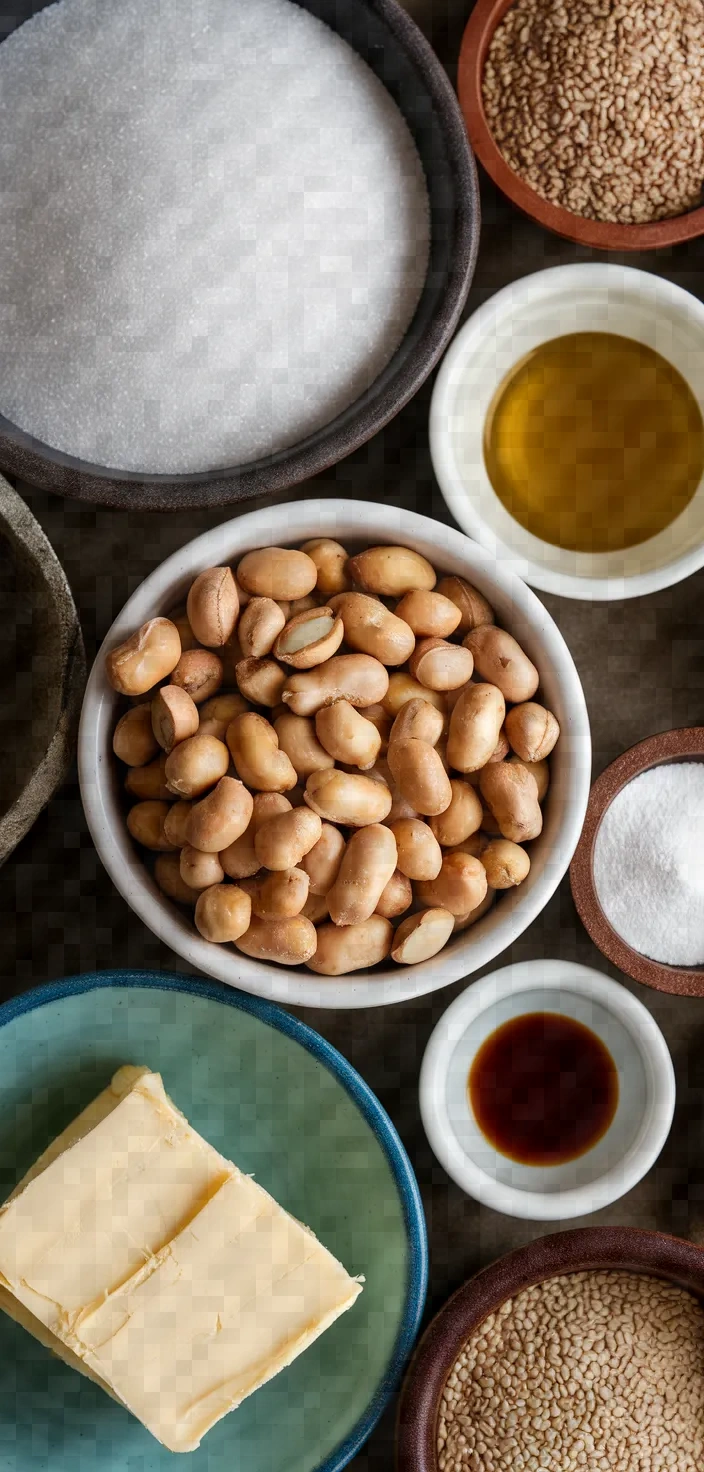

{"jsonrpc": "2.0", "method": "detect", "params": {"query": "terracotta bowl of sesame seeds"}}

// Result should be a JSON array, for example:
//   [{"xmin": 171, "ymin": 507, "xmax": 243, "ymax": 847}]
[
  {"xmin": 458, "ymin": 0, "xmax": 704, "ymax": 252},
  {"xmin": 396, "ymin": 1226, "xmax": 704, "ymax": 1472}
]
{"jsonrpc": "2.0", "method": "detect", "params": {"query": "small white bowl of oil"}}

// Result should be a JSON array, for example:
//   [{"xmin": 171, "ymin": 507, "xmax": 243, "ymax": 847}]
[
  {"xmin": 419, "ymin": 959, "xmax": 675, "ymax": 1221},
  {"xmin": 430, "ymin": 263, "xmax": 704, "ymax": 600}
]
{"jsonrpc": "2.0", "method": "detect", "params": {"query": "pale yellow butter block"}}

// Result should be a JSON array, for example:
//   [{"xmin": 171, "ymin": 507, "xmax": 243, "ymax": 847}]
[{"xmin": 0, "ymin": 1067, "xmax": 362, "ymax": 1452}]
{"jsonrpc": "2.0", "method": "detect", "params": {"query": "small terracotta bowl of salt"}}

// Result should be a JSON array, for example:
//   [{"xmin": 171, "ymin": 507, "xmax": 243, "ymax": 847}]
[
  {"xmin": 457, "ymin": 0, "xmax": 704, "ymax": 252},
  {"xmin": 396, "ymin": 1226, "xmax": 704, "ymax": 1471},
  {"xmin": 570, "ymin": 728, "xmax": 704, "ymax": 997}
]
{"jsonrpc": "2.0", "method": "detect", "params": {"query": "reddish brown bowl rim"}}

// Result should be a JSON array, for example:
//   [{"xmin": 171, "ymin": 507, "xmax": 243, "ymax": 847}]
[
  {"xmin": 457, "ymin": 0, "xmax": 704, "ymax": 252},
  {"xmin": 570, "ymin": 728, "xmax": 704, "ymax": 996},
  {"xmin": 395, "ymin": 1225, "xmax": 704, "ymax": 1471}
]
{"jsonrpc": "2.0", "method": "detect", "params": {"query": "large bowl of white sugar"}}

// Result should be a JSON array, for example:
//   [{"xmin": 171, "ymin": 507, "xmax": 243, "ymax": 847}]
[{"xmin": 0, "ymin": 0, "xmax": 478, "ymax": 509}]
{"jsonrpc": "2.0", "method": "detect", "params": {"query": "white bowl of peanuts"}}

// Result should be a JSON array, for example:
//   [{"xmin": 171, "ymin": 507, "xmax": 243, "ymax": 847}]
[{"xmin": 78, "ymin": 500, "xmax": 591, "ymax": 1008}]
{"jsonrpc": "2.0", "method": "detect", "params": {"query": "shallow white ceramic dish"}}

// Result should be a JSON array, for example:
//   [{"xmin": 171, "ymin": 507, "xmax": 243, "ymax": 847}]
[
  {"xmin": 78, "ymin": 499, "xmax": 591, "ymax": 1010},
  {"xmin": 430, "ymin": 264, "xmax": 704, "ymax": 601},
  {"xmin": 419, "ymin": 959, "xmax": 675, "ymax": 1220}
]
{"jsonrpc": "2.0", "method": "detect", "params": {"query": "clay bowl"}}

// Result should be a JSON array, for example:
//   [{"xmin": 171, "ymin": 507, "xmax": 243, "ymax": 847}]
[
  {"xmin": 457, "ymin": 0, "xmax": 704, "ymax": 252},
  {"xmin": 0, "ymin": 0, "xmax": 478, "ymax": 511},
  {"xmin": 396, "ymin": 1225, "xmax": 704, "ymax": 1471},
  {"xmin": 0, "ymin": 477, "xmax": 85, "ymax": 864},
  {"xmin": 570, "ymin": 728, "xmax": 704, "ymax": 997}
]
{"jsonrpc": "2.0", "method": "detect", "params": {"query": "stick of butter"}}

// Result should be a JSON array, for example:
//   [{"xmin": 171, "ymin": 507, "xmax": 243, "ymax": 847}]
[{"xmin": 0, "ymin": 1065, "xmax": 363, "ymax": 1452}]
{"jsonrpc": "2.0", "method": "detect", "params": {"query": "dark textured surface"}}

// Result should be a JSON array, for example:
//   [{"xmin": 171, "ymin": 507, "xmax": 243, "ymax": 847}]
[{"xmin": 2, "ymin": 1, "xmax": 704, "ymax": 1465}]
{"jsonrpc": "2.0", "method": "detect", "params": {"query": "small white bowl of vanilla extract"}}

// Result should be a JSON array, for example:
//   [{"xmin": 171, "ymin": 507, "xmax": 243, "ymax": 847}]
[
  {"xmin": 419, "ymin": 959, "xmax": 674, "ymax": 1220},
  {"xmin": 430, "ymin": 264, "xmax": 704, "ymax": 600}
]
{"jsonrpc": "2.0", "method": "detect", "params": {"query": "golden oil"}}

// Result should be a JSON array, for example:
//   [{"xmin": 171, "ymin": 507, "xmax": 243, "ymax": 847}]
[{"xmin": 483, "ymin": 332, "xmax": 704, "ymax": 554}]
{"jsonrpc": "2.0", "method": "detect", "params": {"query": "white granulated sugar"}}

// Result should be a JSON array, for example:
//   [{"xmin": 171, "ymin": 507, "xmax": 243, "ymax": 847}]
[
  {"xmin": 593, "ymin": 761, "xmax": 704, "ymax": 966},
  {"xmin": 0, "ymin": 0, "xmax": 430, "ymax": 473}
]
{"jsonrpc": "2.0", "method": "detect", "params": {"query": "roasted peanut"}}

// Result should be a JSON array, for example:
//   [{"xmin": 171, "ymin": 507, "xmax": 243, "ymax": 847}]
[
  {"xmin": 282, "ymin": 654, "xmax": 389, "ymax": 717},
  {"xmin": 391, "ymin": 908, "xmax": 455, "ymax": 964},
  {"xmin": 315, "ymin": 701, "xmax": 381, "ymax": 770},
  {"xmin": 273, "ymin": 606, "xmax": 343, "ymax": 669},
  {"xmin": 453, "ymin": 886, "xmax": 495, "ymax": 932},
  {"xmin": 125, "ymin": 753, "xmax": 170, "ymax": 801},
  {"xmin": 226, "ymin": 713, "xmax": 297, "ymax": 793},
  {"xmin": 347, "ymin": 545, "xmax": 436, "ymax": 596},
  {"xmin": 170, "ymin": 648, "xmax": 223, "ymax": 704},
  {"xmin": 235, "ymin": 656, "xmax": 287, "ymax": 708},
  {"xmin": 197, "ymin": 692, "xmax": 249, "ymax": 740},
  {"xmin": 186, "ymin": 776, "xmax": 253, "ymax": 853},
  {"xmin": 328, "ymin": 592, "xmax": 415, "ymax": 666},
  {"xmin": 106, "ymin": 617, "xmax": 181, "ymax": 696},
  {"xmin": 480, "ymin": 838, "xmax": 531, "ymax": 889},
  {"xmin": 464, "ymin": 625, "xmax": 539, "ymax": 703},
  {"xmin": 237, "ymin": 597, "xmax": 287, "ymax": 659},
  {"xmin": 429, "ymin": 779, "xmax": 483, "ymax": 847},
  {"xmin": 151, "ymin": 685, "xmax": 199, "ymax": 753},
  {"xmin": 308, "ymin": 916, "xmax": 393, "ymax": 975},
  {"xmin": 358, "ymin": 704, "xmax": 393, "ymax": 751},
  {"xmin": 489, "ymin": 726, "xmax": 510, "ymax": 763},
  {"xmin": 479, "ymin": 762, "xmax": 542, "ymax": 843},
  {"xmin": 236, "ymin": 914, "xmax": 317, "ymax": 966},
  {"xmin": 505, "ymin": 702, "xmax": 560, "ymax": 762},
  {"xmin": 375, "ymin": 869, "xmax": 413, "ymax": 919},
  {"xmin": 436, "ymin": 576, "xmax": 494, "ymax": 635},
  {"xmin": 251, "ymin": 868, "xmax": 310, "ymax": 919},
  {"xmin": 390, "ymin": 818, "xmax": 443, "ymax": 881},
  {"xmin": 394, "ymin": 590, "xmax": 461, "ymax": 638},
  {"xmin": 113, "ymin": 703, "xmax": 159, "ymax": 767},
  {"xmin": 409, "ymin": 637, "xmax": 474, "ymax": 693},
  {"xmin": 194, "ymin": 883, "xmax": 252, "ymax": 942},
  {"xmin": 237, "ymin": 547, "xmax": 318, "ymax": 601},
  {"xmin": 387, "ymin": 738, "xmax": 452, "ymax": 817},
  {"xmin": 186, "ymin": 567, "xmax": 239, "ymax": 648},
  {"xmin": 168, "ymin": 607, "xmax": 199, "ymax": 652},
  {"xmin": 381, "ymin": 672, "xmax": 445, "ymax": 717},
  {"xmin": 304, "ymin": 768, "xmax": 392, "ymax": 826},
  {"xmin": 446, "ymin": 683, "xmax": 506, "ymax": 773},
  {"xmin": 300, "ymin": 822, "xmax": 346, "ymax": 895},
  {"xmin": 154, "ymin": 852, "xmax": 197, "ymax": 906},
  {"xmin": 180, "ymin": 845, "xmax": 225, "ymax": 890},
  {"xmin": 274, "ymin": 712, "xmax": 334, "ymax": 780},
  {"xmin": 164, "ymin": 733, "xmax": 230, "ymax": 798},
  {"xmin": 162, "ymin": 800, "xmax": 193, "ymax": 848},
  {"xmin": 126, "ymin": 800, "xmax": 177, "ymax": 852},
  {"xmin": 508, "ymin": 754, "xmax": 550, "ymax": 802},
  {"xmin": 300, "ymin": 538, "xmax": 350, "ymax": 595},
  {"xmin": 416, "ymin": 851, "xmax": 488, "ymax": 916},
  {"xmin": 254, "ymin": 805, "xmax": 322, "ymax": 871},
  {"xmin": 301, "ymin": 891, "xmax": 330, "ymax": 924},
  {"xmin": 219, "ymin": 794, "xmax": 292, "ymax": 879},
  {"xmin": 327, "ymin": 824, "xmax": 398, "ymax": 926},
  {"xmin": 389, "ymin": 697, "xmax": 444, "ymax": 748}
]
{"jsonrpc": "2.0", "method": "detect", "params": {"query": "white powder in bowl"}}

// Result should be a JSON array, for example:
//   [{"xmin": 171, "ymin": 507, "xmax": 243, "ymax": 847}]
[
  {"xmin": 0, "ymin": 0, "xmax": 430, "ymax": 473},
  {"xmin": 593, "ymin": 761, "xmax": 704, "ymax": 966}
]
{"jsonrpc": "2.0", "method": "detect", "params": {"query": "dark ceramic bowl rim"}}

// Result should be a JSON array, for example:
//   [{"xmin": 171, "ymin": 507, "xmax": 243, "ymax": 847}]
[
  {"xmin": 0, "ymin": 476, "xmax": 85, "ymax": 864},
  {"xmin": 0, "ymin": 0, "xmax": 479, "ymax": 511},
  {"xmin": 395, "ymin": 1225, "xmax": 704, "ymax": 1471},
  {"xmin": 570, "ymin": 727, "xmax": 704, "ymax": 997},
  {"xmin": 457, "ymin": 0, "xmax": 704, "ymax": 252}
]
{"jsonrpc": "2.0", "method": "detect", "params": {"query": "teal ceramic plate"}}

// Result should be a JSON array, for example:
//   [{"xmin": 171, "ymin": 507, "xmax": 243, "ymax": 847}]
[{"xmin": 0, "ymin": 971, "xmax": 427, "ymax": 1472}]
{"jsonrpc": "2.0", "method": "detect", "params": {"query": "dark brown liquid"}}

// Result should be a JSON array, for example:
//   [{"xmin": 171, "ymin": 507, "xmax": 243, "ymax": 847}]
[{"xmin": 468, "ymin": 1012, "xmax": 619, "ymax": 1166}]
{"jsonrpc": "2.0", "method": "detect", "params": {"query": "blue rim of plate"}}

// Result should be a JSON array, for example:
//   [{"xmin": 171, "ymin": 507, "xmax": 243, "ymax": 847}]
[{"xmin": 0, "ymin": 969, "xmax": 428, "ymax": 1472}]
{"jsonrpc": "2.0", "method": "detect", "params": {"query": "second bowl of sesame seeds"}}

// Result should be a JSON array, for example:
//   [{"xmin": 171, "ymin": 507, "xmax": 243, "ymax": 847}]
[
  {"xmin": 458, "ymin": 0, "xmax": 704, "ymax": 251},
  {"xmin": 396, "ymin": 1227, "xmax": 704, "ymax": 1472}
]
